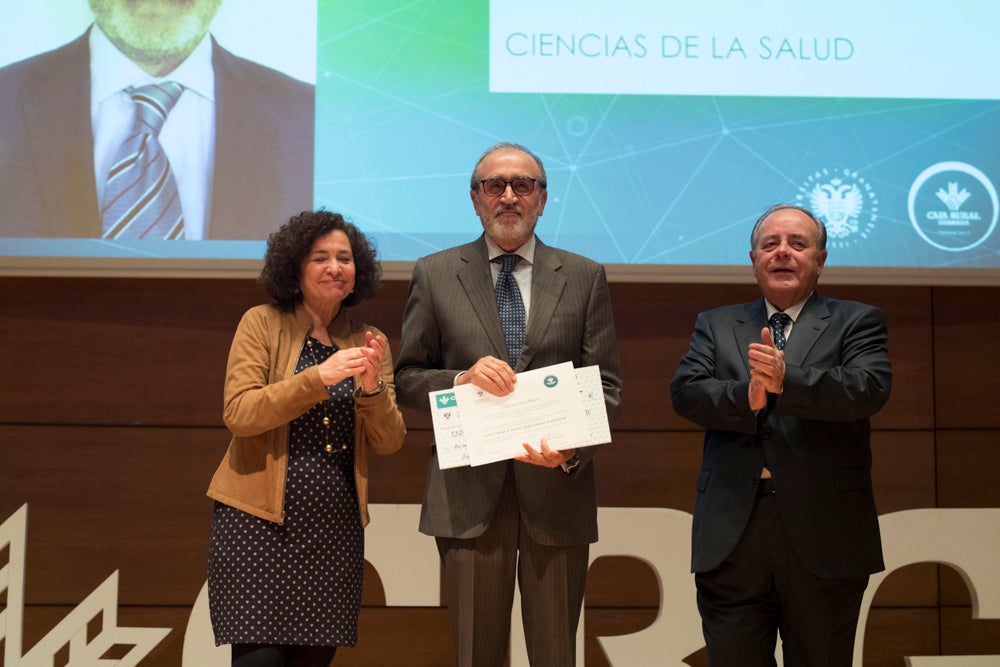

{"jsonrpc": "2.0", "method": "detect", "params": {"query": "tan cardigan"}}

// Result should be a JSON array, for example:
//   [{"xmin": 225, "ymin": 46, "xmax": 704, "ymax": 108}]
[{"xmin": 207, "ymin": 303, "xmax": 405, "ymax": 526}]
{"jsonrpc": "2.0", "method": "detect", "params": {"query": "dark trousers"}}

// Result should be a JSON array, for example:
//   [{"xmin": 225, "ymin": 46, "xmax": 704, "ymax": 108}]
[
  {"xmin": 436, "ymin": 473, "xmax": 589, "ymax": 667},
  {"xmin": 695, "ymin": 484, "xmax": 869, "ymax": 667}
]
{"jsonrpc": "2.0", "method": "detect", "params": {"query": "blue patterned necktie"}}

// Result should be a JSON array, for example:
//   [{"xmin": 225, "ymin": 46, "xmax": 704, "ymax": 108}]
[
  {"xmin": 493, "ymin": 254, "xmax": 526, "ymax": 364},
  {"xmin": 769, "ymin": 312, "xmax": 792, "ymax": 350},
  {"xmin": 102, "ymin": 82, "xmax": 185, "ymax": 239}
]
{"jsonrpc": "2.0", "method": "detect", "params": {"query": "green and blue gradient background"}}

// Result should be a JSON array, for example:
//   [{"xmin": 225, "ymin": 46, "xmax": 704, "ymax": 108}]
[{"xmin": 315, "ymin": 0, "xmax": 1000, "ymax": 269}]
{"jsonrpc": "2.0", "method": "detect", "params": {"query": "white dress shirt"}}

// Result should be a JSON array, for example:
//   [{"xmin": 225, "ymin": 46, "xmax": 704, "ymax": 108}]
[
  {"xmin": 484, "ymin": 234, "xmax": 535, "ymax": 319},
  {"xmin": 764, "ymin": 294, "xmax": 811, "ymax": 343},
  {"xmin": 90, "ymin": 26, "xmax": 216, "ymax": 239}
]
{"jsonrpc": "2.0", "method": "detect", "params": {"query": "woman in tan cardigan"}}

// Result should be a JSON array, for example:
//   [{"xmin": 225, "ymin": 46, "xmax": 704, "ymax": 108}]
[{"xmin": 206, "ymin": 210, "xmax": 405, "ymax": 666}]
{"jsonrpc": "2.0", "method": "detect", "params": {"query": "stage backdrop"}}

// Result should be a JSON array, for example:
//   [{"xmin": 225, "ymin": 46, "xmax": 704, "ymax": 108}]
[
  {"xmin": 2, "ymin": 0, "xmax": 1000, "ymax": 283},
  {"xmin": 2, "ymin": 277, "xmax": 1000, "ymax": 665}
]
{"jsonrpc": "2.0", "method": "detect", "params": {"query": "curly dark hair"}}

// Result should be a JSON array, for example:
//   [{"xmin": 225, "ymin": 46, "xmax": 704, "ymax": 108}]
[{"xmin": 259, "ymin": 210, "xmax": 382, "ymax": 313}]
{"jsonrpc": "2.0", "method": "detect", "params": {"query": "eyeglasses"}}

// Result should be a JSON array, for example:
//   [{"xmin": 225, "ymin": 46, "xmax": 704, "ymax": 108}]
[{"xmin": 477, "ymin": 176, "xmax": 541, "ymax": 198}]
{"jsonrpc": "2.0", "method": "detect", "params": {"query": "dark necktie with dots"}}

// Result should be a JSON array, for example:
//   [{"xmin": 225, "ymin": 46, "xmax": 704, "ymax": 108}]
[
  {"xmin": 493, "ymin": 254, "xmax": 526, "ymax": 364},
  {"xmin": 769, "ymin": 312, "xmax": 792, "ymax": 350}
]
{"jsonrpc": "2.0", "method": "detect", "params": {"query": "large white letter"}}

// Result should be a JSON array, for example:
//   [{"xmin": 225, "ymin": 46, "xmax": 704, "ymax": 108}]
[{"xmin": 855, "ymin": 509, "xmax": 1000, "ymax": 666}]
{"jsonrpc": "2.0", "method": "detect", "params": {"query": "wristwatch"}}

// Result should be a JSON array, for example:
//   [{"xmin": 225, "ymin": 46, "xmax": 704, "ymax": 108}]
[
  {"xmin": 353, "ymin": 378, "xmax": 386, "ymax": 398},
  {"xmin": 560, "ymin": 454, "xmax": 581, "ymax": 475}
]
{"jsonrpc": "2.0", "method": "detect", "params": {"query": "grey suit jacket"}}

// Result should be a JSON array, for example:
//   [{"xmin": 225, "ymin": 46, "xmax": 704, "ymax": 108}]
[
  {"xmin": 394, "ymin": 235, "xmax": 622, "ymax": 546},
  {"xmin": 670, "ymin": 292, "xmax": 891, "ymax": 579},
  {"xmin": 0, "ymin": 30, "xmax": 313, "ymax": 239}
]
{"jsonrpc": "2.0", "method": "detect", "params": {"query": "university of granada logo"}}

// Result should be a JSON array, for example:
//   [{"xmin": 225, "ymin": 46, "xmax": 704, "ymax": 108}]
[{"xmin": 796, "ymin": 168, "xmax": 878, "ymax": 249}]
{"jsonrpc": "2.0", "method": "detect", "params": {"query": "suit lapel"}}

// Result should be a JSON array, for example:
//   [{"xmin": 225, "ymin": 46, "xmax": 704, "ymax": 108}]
[
  {"xmin": 206, "ymin": 38, "xmax": 314, "ymax": 239},
  {"xmin": 23, "ymin": 32, "xmax": 100, "ymax": 236},
  {"xmin": 208, "ymin": 38, "xmax": 245, "ymax": 238},
  {"xmin": 734, "ymin": 294, "xmax": 831, "ymax": 371},
  {"xmin": 783, "ymin": 293, "xmax": 830, "ymax": 366},
  {"xmin": 455, "ymin": 237, "xmax": 509, "ymax": 361},
  {"xmin": 734, "ymin": 300, "xmax": 767, "ymax": 377},
  {"xmin": 520, "ymin": 239, "xmax": 565, "ymax": 371}
]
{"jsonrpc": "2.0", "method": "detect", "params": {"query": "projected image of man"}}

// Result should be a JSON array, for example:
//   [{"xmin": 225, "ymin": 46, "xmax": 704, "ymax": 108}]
[{"xmin": 0, "ymin": 0, "xmax": 313, "ymax": 240}]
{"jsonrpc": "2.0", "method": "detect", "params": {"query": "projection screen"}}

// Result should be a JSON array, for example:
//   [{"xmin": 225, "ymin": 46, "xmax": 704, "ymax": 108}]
[{"xmin": 2, "ymin": 0, "xmax": 998, "ymax": 284}]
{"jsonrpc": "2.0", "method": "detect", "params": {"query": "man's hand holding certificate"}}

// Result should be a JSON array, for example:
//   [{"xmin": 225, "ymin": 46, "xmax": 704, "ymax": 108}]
[{"xmin": 428, "ymin": 362, "xmax": 612, "ymax": 469}]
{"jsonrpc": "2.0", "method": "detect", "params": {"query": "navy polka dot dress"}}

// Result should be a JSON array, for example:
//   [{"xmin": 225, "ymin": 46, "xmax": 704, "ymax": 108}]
[{"xmin": 208, "ymin": 337, "xmax": 363, "ymax": 647}]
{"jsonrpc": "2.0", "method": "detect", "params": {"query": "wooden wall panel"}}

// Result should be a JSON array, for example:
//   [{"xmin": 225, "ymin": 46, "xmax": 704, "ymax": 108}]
[
  {"xmin": 938, "ymin": 561, "xmax": 1000, "ymax": 654},
  {"xmin": 936, "ymin": 429, "xmax": 1000, "ymax": 507},
  {"xmin": 933, "ymin": 286, "xmax": 1000, "ymax": 429},
  {"xmin": 0, "ymin": 278, "xmax": 256, "ymax": 426},
  {"xmin": 940, "ymin": 606, "xmax": 1000, "ymax": 657},
  {"xmin": 940, "ymin": 566, "xmax": 975, "ymax": 608},
  {"xmin": 0, "ymin": 279, "xmax": 933, "ymax": 431},
  {"xmin": 824, "ymin": 285, "xmax": 935, "ymax": 431},
  {"xmin": 0, "ymin": 278, "xmax": 412, "ymax": 428},
  {"xmin": 607, "ymin": 282, "xmax": 759, "ymax": 431},
  {"xmin": 1, "ymin": 277, "xmax": 998, "ymax": 665},
  {"xmin": 592, "ymin": 430, "xmax": 701, "ymax": 510},
  {"xmin": 0, "ymin": 425, "xmax": 917, "ymax": 609},
  {"xmin": 936, "ymin": 429, "xmax": 1000, "ymax": 606},
  {"xmin": 871, "ymin": 564, "xmax": 939, "ymax": 608},
  {"xmin": 0, "ymin": 425, "xmax": 220, "ymax": 605},
  {"xmin": 861, "ymin": 608, "xmax": 940, "ymax": 667},
  {"xmin": 869, "ymin": 430, "xmax": 939, "ymax": 608},
  {"xmin": 871, "ymin": 430, "xmax": 936, "ymax": 514}
]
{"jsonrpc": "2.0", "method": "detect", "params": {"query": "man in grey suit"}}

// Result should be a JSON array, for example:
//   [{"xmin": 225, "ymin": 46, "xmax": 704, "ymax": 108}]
[
  {"xmin": 394, "ymin": 142, "xmax": 622, "ymax": 666},
  {"xmin": 670, "ymin": 203, "xmax": 892, "ymax": 666}
]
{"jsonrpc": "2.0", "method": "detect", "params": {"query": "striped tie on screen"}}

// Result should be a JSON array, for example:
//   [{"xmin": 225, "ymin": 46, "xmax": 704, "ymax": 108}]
[{"xmin": 102, "ymin": 82, "xmax": 185, "ymax": 240}]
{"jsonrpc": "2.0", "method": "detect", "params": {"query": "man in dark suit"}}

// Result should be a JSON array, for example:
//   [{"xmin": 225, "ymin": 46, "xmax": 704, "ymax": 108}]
[
  {"xmin": 394, "ymin": 142, "xmax": 622, "ymax": 666},
  {"xmin": 670, "ymin": 203, "xmax": 892, "ymax": 666},
  {"xmin": 0, "ymin": 0, "xmax": 312, "ymax": 239}
]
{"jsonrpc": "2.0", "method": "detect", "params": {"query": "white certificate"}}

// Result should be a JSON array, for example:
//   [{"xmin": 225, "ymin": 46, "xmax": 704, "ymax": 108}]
[
  {"xmin": 428, "ymin": 362, "xmax": 611, "ymax": 469},
  {"xmin": 427, "ymin": 389, "xmax": 470, "ymax": 469}
]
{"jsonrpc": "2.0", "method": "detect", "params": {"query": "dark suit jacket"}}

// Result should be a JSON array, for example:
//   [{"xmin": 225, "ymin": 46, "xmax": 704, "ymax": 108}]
[
  {"xmin": 0, "ymin": 30, "xmax": 313, "ymax": 239},
  {"xmin": 670, "ymin": 292, "xmax": 891, "ymax": 580},
  {"xmin": 394, "ymin": 235, "xmax": 623, "ymax": 546}
]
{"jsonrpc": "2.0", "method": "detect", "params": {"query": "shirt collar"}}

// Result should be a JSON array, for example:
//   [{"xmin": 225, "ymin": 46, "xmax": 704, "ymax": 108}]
[
  {"xmin": 485, "ymin": 234, "xmax": 536, "ymax": 265},
  {"xmin": 764, "ymin": 292, "xmax": 812, "ymax": 322},
  {"xmin": 89, "ymin": 23, "xmax": 216, "ymax": 104}
]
